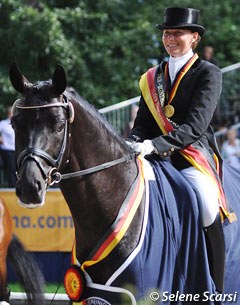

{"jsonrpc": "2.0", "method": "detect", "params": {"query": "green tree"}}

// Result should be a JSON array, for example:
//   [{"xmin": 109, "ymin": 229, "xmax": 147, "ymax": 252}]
[{"xmin": 0, "ymin": 0, "xmax": 239, "ymax": 117}]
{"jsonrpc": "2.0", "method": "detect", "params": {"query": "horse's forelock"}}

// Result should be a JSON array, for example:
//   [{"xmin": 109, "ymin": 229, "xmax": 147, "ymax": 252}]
[
  {"xmin": 23, "ymin": 80, "xmax": 60, "ymax": 105},
  {"xmin": 32, "ymin": 80, "xmax": 52, "ymax": 90}
]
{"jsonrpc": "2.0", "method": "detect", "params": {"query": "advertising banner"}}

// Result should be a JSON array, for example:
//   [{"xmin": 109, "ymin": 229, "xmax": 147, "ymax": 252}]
[{"xmin": 1, "ymin": 189, "xmax": 74, "ymax": 251}]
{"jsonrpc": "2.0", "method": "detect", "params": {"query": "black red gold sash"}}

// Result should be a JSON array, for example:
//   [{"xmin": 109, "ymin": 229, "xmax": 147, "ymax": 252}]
[
  {"xmin": 139, "ymin": 59, "xmax": 235, "ymax": 221},
  {"xmin": 165, "ymin": 53, "xmax": 199, "ymax": 106},
  {"xmin": 67, "ymin": 156, "xmax": 145, "ymax": 304}
]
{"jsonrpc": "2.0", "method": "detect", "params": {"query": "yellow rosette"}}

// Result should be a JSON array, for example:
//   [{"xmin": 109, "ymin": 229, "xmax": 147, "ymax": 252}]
[{"xmin": 64, "ymin": 265, "xmax": 86, "ymax": 302}]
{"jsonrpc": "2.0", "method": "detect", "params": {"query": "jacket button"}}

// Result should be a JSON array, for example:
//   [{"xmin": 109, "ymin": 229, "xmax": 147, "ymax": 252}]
[
  {"xmin": 170, "ymin": 147, "xmax": 175, "ymax": 152},
  {"xmin": 163, "ymin": 152, "xmax": 168, "ymax": 157}
]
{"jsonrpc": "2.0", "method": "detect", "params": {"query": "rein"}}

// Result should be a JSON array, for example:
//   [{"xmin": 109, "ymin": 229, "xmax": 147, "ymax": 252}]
[
  {"xmin": 59, "ymin": 153, "xmax": 136, "ymax": 180},
  {"xmin": 14, "ymin": 96, "xmax": 136, "ymax": 186}
]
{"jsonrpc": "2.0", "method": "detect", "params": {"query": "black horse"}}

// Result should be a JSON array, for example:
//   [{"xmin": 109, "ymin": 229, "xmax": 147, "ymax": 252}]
[{"xmin": 9, "ymin": 63, "xmax": 240, "ymax": 305}]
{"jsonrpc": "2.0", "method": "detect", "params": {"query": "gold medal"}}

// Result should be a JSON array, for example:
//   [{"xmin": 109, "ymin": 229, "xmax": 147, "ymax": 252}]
[{"xmin": 164, "ymin": 105, "xmax": 175, "ymax": 118}]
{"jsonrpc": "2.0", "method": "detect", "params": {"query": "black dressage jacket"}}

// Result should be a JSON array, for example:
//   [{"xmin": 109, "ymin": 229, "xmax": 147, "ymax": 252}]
[{"xmin": 129, "ymin": 58, "xmax": 223, "ymax": 170}]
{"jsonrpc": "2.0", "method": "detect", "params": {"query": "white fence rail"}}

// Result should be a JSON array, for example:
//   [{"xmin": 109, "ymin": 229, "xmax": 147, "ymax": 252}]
[
  {"xmin": 100, "ymin": 96, "xmax": 139, "ymax": 135},
  {"xmin": 10, "ymin": 292, "xmax": 69, "ymax": 305}
]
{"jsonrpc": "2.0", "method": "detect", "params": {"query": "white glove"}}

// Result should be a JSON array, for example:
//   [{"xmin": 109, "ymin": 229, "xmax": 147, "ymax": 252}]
[
  {"xmin": 125, "ymin": 141, "xmax": 133, "ymax": 148},
  {"xmin": 131, "ymin": 140, "xmax": 158, "ymax": 157}
]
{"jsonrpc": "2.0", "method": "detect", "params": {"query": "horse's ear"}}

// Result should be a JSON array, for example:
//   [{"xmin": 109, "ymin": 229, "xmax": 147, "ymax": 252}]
[
  {"xmin": 9, "ymin": 62, "xmax": 32, "ymax": 93},
  {"xmin": 52, "ymin": 64, "xmax": 67, "ymax": 95}
]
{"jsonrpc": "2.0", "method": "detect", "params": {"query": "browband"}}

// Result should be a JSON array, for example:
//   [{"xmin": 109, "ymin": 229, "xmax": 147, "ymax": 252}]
[{"xmin": 16, "ymin": 102, "xmax": 69, "ymax": 109}]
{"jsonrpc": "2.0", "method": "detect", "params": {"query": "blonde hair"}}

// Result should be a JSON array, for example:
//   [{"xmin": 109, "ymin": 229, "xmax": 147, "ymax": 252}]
[{"xmin": 192, "ymin": 33, "xmax": 201, "ymax": 50}]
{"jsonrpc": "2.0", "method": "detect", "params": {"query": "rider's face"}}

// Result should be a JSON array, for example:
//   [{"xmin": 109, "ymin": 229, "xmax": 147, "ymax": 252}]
[{"xmin": 162, "ymin": 29, "xmax": 199, "ymax": 57}]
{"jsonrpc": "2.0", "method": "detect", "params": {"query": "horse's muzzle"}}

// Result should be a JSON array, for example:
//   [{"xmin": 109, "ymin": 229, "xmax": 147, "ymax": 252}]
[
  {"xmin": 17, "ymin": 200, "xmax": 45, "ymax": 209},
  {"xmin": 15, "ymin": 160, "xmax": 47, "ymax": 206}
]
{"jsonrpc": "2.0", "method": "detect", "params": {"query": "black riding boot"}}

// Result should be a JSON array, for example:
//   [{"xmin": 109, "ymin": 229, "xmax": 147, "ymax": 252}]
[{"xmin": 204, "ymin": 214, "xmax": 225, "ymax": 293}]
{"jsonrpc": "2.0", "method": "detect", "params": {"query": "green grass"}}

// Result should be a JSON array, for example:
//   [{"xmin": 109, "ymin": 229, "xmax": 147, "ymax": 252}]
[{"xmin": 9, "ymin": 282, "xmax": 66, "ymax": 294}]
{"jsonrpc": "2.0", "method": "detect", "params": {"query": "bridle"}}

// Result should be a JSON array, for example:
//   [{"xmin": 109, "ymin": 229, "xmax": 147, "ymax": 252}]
[
  {"xmin": 16, "ymin": 121, "xmax": 69, "ymax": 186},
  {"xmin": 13, "ymin": 95, "xmax": 73, "ymax": 186},
  {"xmin": 14, "ymin": 95, "xmax": 136, "ymax": 187}
]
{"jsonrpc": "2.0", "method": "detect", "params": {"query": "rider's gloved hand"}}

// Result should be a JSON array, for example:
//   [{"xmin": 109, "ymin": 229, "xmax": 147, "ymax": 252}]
[
  {"xmin": 125, "ymin": 140, "xmax": 134, "ymax": 148},
  {"xmin": 131, "ymin": 140, "xmax": 158, "ymax": 157}
]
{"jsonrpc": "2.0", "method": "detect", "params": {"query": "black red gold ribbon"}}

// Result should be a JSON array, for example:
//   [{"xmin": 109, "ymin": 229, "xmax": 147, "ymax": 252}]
[{"xmin": 64, "ymin": 156, "xmax": 145, "ymax": 303}]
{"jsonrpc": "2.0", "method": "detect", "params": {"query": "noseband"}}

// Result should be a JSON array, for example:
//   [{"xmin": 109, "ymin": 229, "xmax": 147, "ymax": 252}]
[{"xmin": 15, "ymin": 95, "xmax": 136, "ymax": 187}]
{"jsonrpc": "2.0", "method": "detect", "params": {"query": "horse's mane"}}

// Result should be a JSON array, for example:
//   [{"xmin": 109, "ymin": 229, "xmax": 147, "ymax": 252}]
[{"xmin": 66, "ymin": 87, "xmax": 128, "ymax": 146}]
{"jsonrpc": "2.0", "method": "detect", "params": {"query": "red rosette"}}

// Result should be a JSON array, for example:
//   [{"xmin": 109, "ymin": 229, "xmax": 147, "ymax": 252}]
[{"xmin": 64, "ymin": 265, "xmax": 86, "ymax": 302}]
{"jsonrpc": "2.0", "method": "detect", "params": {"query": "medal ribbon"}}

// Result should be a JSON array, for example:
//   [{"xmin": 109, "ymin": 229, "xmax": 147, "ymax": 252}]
[
  {"xmin": 165, "ymin": 53, "xmax": 199, "ymax": 105},
  {"xmin": 71, "ymin": 156, "xmax": 145, "ymax": 271},
  {"xmin": 140, "ymin": 62, "xmax": 235, "ymax": 221}
]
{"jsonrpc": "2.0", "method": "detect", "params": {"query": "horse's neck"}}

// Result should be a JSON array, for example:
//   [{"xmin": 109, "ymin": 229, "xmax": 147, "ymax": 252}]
[{"xmin": 61, "ymin": 108, "xmax": 138, "ymax": 260}]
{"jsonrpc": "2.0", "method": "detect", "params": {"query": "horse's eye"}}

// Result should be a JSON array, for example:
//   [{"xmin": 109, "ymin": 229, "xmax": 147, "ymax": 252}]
[{"xmin": 56, "ymin": 122, "xmax": 65, "ymax": 133}]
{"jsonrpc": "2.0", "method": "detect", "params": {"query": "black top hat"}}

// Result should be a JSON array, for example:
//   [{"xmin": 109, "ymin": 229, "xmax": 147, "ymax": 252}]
[{"xmin": 156, "ymin": 7, "xmax": 205, "ymax": 36}]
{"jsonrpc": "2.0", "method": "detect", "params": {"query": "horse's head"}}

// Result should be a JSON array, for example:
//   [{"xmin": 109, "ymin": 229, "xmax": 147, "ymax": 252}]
[{"xmin": 9, "ymin": 63, "xmax": 74, "ymax": 208}]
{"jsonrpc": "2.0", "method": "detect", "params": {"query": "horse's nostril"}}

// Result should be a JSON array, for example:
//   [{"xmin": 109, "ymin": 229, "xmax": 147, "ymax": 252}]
[
  {"xmin": 15, "ymin": 170, "xmax": 46, "ymax": 204},
  {"xmin": 36, "ymin": 180, "xmax": 42, "ymax": 192}
]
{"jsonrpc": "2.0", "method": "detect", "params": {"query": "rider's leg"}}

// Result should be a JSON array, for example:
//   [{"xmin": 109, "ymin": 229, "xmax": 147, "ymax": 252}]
[
  {"xmin": 204, "ymin": 214, "xmax": 225, "ymax": 292},
  {"xmin": 180, "ymin": 167, "xmax": 225, "ymax": 292}
]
